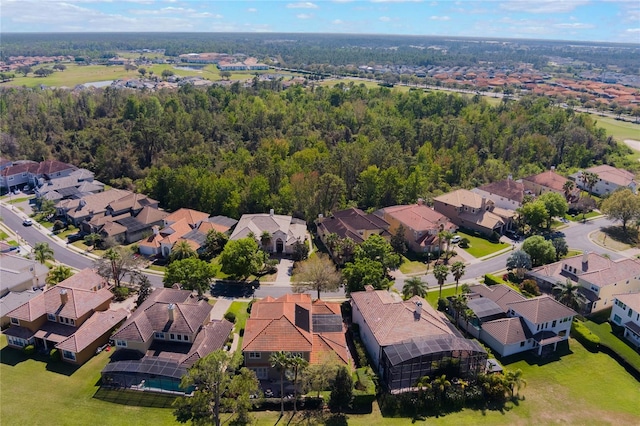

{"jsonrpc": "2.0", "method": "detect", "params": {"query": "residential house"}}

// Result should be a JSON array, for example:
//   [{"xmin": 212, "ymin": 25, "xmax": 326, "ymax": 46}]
[
  {"xmin": 0, "ymin": 289, "xmax": 43, "ymax": 328},
  {"xmin": 3, "ymin": 269, "xmax": 127, "ymax": 365},
  {"xmin": 242, "ymin": 294, "xmax": 349, "ymax": 382},
  {"xmin": 527, "ymin": 252, "xmax": 640, "ymax": 314},
  {"xmin": 0, "ymin": 160, "xmax": 38, "ymax": 190},
  {"xmin": 375, "ymin": 202, "xmax": 456, "ymax": 253},
  {"xmin": 458, "ymin": 284, "xmax": 576, "ymax": 357},
  {"xmin": 103, "ymin": 287, "xmax": 233, "ymax": 392},
  {"xmin": 230, "ymin": 210, "xmax": 308, "ymax": 255},
  {"xmin": 351, "ymin": 287, "xmax": 486, "ymax": 393},
  {"xmin": 316, "ymin": 208, "xmax": 390, "ymax": 257},
  {"xmin": 521, "ymin": 168, "xmax": 571, "ymax": 197},
  {"xmin": 433, "ymin": 189, "xmax": 516, "ymax": 236},
  {"xmin": 610, "ymin": 292, "xmax": 640, "ymax": 348},
  {"xmin": 473, "ymin": 176, "xmax": 525, "ymax": 210},
  {"xmin": 56, "ymin": 188, "xmax": 131, "ymax": 226},
  {"xmin": 570, "ymin": 165, "xmax": 637, "ymax": 196},
  {"xmin": 35, "ymin": 169, "xmax": 104, "ymax": 203},
  {"xmin": 0, "ymin": 253, "xmax": 49, "ymax": 296}
]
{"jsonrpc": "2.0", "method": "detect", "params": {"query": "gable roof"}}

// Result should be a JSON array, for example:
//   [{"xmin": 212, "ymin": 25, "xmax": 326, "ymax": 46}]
[
  {"xmin": 56, "ymin": 309, "xmax": 127, "ymax": 353},
  {"xmin": 318, "ymin": 208, "xmax": 390, "ymax": 244},
  {"xmin": 36, "ymin": 160, "xmax": 76, "ymax": 177},
  {"xmin": 108, "ymin": 193, "xmax": 158, "ymax": 214},
  {"xmin": 481, "ymin": 317, "xmax": 531, "ymax": 345},
  {"xmin": 180, "ymin": 319, "xmax": 234, "ymax": 367},
  {"xmin": 164, "ymin": 208, "xmax": 209, "ymax": 226},
  {"xmin": 522, "ymin": 170, "xmax": 568, "ymax": 192},
  {"xmin": 377, "ymin": 204, "xmax": 452, "ymax": 233},
  {"xmin": 434, "ymin": 189, "xmax": 485, "ymax": 209},
  {"xmin": 476, "ymin": 178, "xmax": 525, "ymax": 203},
  {"xmin": 57, "ymin": 189, "xmax": 130, "ymax": 219},
  {"xmin": 613, "ymin": 292, "xmax": 640, "ymax": 313},
  {"xmin": 506, "ymin": 295, "xmax": 576, "ymax": 324},
  {"xmin": 350, "ymin": 290, "xmax": 455, "ymax": 347},
  {"xmin": 468, "ymin": 284, "xmax": 527, "ymax": 312}
]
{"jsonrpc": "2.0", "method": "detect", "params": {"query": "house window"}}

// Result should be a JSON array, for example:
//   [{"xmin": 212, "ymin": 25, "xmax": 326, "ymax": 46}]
[
  {"xmin": 552, "ymin": 320, "xmax": 557, "ymax": 328},
  {"xmin": 628, "ymin": 309, "xmax": 633, "ymax": 318},
  {"xmin": 10, "ymin": 317, "xmax": 19, "ymax": 325},
  {"xmin": 613, "ymin": 314, "xmax": 621, "ymax": 324},
  {"xmin": 115, "ymin": 340, "xmax": 127, "ymax": 347},
  {"xmin": 183, "ymin": 335, "xmax": 189, "ymax": 342},
  {"xmin": 7, "ymin": 336, "xmax": 25, "ymax": 347},
  {"xmin": 520, "ymin": 341, "xmax": 525, "ymax": 347},
  {"xmin": 177, "ymin": 334, "xmax": 182, "ymax": 341},
  {"xmin": 170, "ymin": 333, "xmax": 175, "ymax": 340},
  {"xmin": 47, "ymin": 313, "xmax": 57, "ymax": 322},
  {"xmin": 62, "ymin": 350, "xmax": 76, "ymax": 361},
  {"xmin": 248, "ymin": 352, "xmax": 261, "ymax": 359},
  {"xmin": 155, "ymin": 332, "xmax": 165, "ymax": 339},
  {"xmin": 253, "ymin": 367, "xmax": 268, "ymax": 379}
]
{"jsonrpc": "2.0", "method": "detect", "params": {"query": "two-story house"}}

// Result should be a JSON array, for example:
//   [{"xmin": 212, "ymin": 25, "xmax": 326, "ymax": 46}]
[
  {"xmin": 527, "ymin": 252, "xmax": 640, "ymax": 314},
  {"xmin": 3, "ymin": 269, "xmax": 127, "ymax": 365},
  {"xmin": 609, "ymin": 292, "xmax": 640, "ymax": 348},
  {"xmin": 242, "ymin": 294, "xmax": 349, "ymax": 382},
  {"xmin": 521, "ymin": 168, "xmax": 570, "ymax": 197},
  {"xmin": 374, "ymin": 202, "xmax": 456, "ymax": 253},
  {"xmin": 473, "ymin": 176, "xmax": 525, "ymax": 210},
  {"xmin": 570, "ymin": 165, "xmax": 637, "ymax": 196},
  {"xmin": 433, "ymin": 189, "xmax": 516, "ymax": 236}
]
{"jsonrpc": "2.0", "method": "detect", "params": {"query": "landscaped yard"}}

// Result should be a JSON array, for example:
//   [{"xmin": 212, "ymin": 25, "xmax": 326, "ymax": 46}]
[
  {"xmin": 582, "ymin": 319, "xmax": 640, "ymax": 374},
  {"xmin": 226, "ymin": 301, "xmax": 250, "ymax": 349},
  {"xmin": 456, "ymin": 230, "xmax": 509, "ymax": 258},
  {"xmin": 399, "ymin": 256, "xmax": 428, "ymax": 274}
]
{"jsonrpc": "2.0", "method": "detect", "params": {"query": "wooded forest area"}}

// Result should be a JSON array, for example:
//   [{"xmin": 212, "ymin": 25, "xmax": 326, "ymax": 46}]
[{"xmin": 1, "ymin": 82, "xmax": 633, "ymax": 222}]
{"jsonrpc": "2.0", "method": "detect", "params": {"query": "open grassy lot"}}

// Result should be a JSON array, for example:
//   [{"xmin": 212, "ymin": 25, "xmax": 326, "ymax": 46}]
[
  {"xmin": 596, "ymin": 116, "xmax": 640, "ymax": 142},
  {"xmin": 0, "ymin": 335, "xmax": 175, "ymax": 426},
  {"xmin": 457, "ymin": 230, "xmax": 509, "ymax": 258}
]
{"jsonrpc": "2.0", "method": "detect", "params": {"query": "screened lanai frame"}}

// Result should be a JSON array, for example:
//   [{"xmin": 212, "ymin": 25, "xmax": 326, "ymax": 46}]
[
  {"xmin": 381, "ymin": 336, "xmax": 487, "ymax": 393},
  {"xmin": 101, "ymin": 358, "xmax": 193, "ymax": 394}
]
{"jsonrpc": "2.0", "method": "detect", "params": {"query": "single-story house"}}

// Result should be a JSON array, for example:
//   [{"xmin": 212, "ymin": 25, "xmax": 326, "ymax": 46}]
[{"xmin": 230, "ymin": 210, "xmax": 307, "ymax": 255}]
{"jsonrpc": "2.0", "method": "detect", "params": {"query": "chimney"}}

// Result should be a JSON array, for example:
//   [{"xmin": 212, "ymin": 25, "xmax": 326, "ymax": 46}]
[
  {"xmin": 507, "ymin": 174, "xmax": 513, "ymax": 181},
  {"xmin": 415, "ymin": 301, "xmax": 423, "ymax": 316},
  {"xmin": 152, "ymin": 225, "xmax": 159, "ymax": 236},
  {"xmin": 59, "ymin": 289, "xmax": 68, "ymax": 305},
  {"xmin": 417, "ymin": 198, "xmax": 424, "ymax": 205},
  {"xmin": 582, "ymin": 251, "xmax": 590, "ymax": 270},
  {"xmin": 269, "ymin": 208, "xmax": 274, "ymax": 216},
  {"xmin": 168, "ymin": 303, "xmax": 175, "ymax": 322},
  {"xmin": 318, "ymin": 213, "xmax": 323, "ymax": 219},
  {"xmin": 551, "ymin": 165, "xmax": 556, "ymax": 171}
]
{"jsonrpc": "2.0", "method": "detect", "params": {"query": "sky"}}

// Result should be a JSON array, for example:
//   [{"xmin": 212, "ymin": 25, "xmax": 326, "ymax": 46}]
[{"xmin": 1, "ymin": 0, "xmax": 639, "ymax": 44}]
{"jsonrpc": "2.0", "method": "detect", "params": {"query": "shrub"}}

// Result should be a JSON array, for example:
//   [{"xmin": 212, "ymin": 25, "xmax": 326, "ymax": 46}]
[
  {"xmin": 247, "ymin": 299, "xmax": 255, "ymax": 313},
  {"xmin": 489, "ymin": 231, "xmax": 501, "ymax": 243},
  {"xmin": 239, "ymin": 328, "xmax": 245, "ymax": 337},
  {"xmin": 224, "ymin": 311, "xmax": 236, "ymax": 323},
  {"xmin": 23, "ymin": 345, "xmax": 35, "ymax": 355},
  {"xmin": 52, "ymin": 220, "xmax": 65, "ymax": 232},
  {"xmin": 519, "ymin": 279, "xmax": 540, "ymax": 296},
  {"xmin": 458, "ymin": 237, "xmax": 470, "ymax": 248},
  {"xmin": 49, "ymin": 348, "xmax": 60, "ymax": 361},
  {"xmin": 571, "ymin": 320, "xmax": 600, "ymax": 352},
  {"xmin": 112, "ymin": 287, "xmax": 130, "ymax": 301},
  {"xmin": 484, "ymin": 274, "xmax": 504, "ymax": 286},
  {"xmin": 437, "ymin": 297, "xmax": 447, "ymax": 311}
]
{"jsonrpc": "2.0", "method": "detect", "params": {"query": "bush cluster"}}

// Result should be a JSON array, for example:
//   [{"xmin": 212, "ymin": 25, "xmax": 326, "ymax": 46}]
[
  {"xmin": 224, "ymin": 311, "xmax": 236, "ymax": 323},
  {"xmin": 23, "ymin": 344, "xmax": 35, "ymax": 355},
  {"xmin": 112, "ymin": 287, "xmax": 130, "ymax": 301},
  {"xmin": 484, "ymin": 274, "xmax": 505, "ymax": 286},
  {"xmin": 571, "ymin": 320, "xmax": 600, "ymax": 352}
]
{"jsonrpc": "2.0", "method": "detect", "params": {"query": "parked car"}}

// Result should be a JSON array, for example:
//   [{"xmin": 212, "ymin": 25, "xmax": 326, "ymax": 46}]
[
  {"xmin": 451, "ymin": 235, "xmax": 462, "ymax": 244},
  {"xmin": 22, "ymin": 218, "xmax": 33, "ymax": 226},
  {"xmin": 67, "ymin": 233, "xmax": 86, "ymax": 243}
]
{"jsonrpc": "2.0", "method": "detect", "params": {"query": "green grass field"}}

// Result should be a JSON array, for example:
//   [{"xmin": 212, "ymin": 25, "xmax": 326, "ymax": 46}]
[
  {"xmin": 457, "ymin": 231, "xmax": 509, "ymax": 258},
  {"xmin": 595, "ymin": 116, "xmax": 640, "ymax": 142},
  {"xmin": 582, "ymin": 319, "xmax": 640, "ymax": 374}
]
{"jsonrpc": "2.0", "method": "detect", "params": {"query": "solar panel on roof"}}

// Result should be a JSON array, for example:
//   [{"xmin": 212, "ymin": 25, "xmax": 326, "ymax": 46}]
[
  {"xmin": 116, "ymin": 217, "xmax": 148, "ymax": 233},
  {"xmin": 312, "ymin": 314, "xmax": 343, "ymax": 332}
]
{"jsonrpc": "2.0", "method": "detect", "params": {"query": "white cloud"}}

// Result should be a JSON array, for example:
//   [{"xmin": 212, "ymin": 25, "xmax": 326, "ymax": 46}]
[
  {"xmin": 297, "ymin": 13, "xmax": 312, "ymax": 19},
  {"xmin": 379, "ymin": 16, "xmax": 391, "ymax": 21},
  {"xmin": 554, "ymin": 22, "xmax": 594, "ymax": 29},
  {"xmin": 430, "ymin": 15, "xmax": 450, "ymax": 21},
  {"xmin": 332, "ymin": 19, "xmax": 344, "ymax": 24},
  {"xmin": 286, "ymin": 2, "xmax": 318, "ymax": 8},
  {"xmin": 371, "ymin": 0, "xmax": 423, "ymax": 3},
  {"xmin": 626, "ymin": 28, "xmax": 640, "ymax": 32},
  {"xmin": 247, "ymin": 8, "xmax": 257, "ymax": 13},
  {"xmin": 499, "ymin": 0, "xmax": 588, "ymax": 14}
]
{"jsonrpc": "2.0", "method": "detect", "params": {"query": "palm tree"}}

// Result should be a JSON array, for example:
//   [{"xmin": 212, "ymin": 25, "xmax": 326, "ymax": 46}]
[
  {"xmin": 581, "ymin": 171, "xmax": 599, "ymax": 197},
  {"xmin": 46, "ymin": 265, "xmax": 72, "ymax": 286},
  {"xmin": 450, "ymin": 261, "xmax": 466, "ymax": 294},
  {"xmin": 552, "ymin": 278, "xmax": 581, "ymax": 311},
  {"xmin": 269, "ymin": 351, "xmax": 290, "ymax": 416},
  {"xmin": 431, "ymin": 374, "xmax": 451, "ymax": 405},
  {"xmin": 288, "ymin": 355, "xmax": 308, "ymax": 413},
  {"xmin": 563, "ymin": 180, "xmax": 576, "ymax": 201},
  {"xmin": 450, "ymin": 293, "xmax": 468, "ymax": 326},
  {"xmin": 402, "ymin": 277, "xmax": 428, "ymax": 299},
  {"xmin": 103, "ymin": 248, "xmax": 122, "ymax": 287},
  {"xmin": 260, "ymin": 231, "xmax": 272, "ymax": 251},
  {"xmin": 433, "ymin": 264, "xmax": 449, "ymax": 299},
  {"xmin": 169, "ymin": 240, "xmax": 197, "ymax": 262},
  {"xmin": 441, "ymin": 230, "xmax": 454, "ymax": 262},
  {"xmin": 505, "ymin": 369, "xmax": 527, "ymax": 399},
  {"xmin": 33, "ymin": 242, "xmax": 54, "ymax": 264}
]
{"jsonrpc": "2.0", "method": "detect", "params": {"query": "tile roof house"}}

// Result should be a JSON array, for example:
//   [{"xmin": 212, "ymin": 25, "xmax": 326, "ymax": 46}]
[
  {"xmin": 316, "ymin": 208, "xmax": 390, "ymax": 258},
  {"xmin": 242, "ymin": 294, "xmax": 349, "ymax": 381},
  {"xmin": 56, "ymin": 188, "xmax": 131, "ymax": 226},
  {"xmin": 375, "ymin": 202, "xmax": 456, "ymax": 253},
  {"xmin": 527, "ymin": 252, "xmax": 640, "ymax": 314},
  {"xmin": 138, "ymin": 208, "xmax": 213, "ymax": 258},
  {"xmin": 351, "ymin": 287, "xmax": 486, "ymax": 392},
  {"xmin": 610, "ymin": 292, "xmax": 640, "ymax": 348},
  {"xmin": 458, "ymin": 284, "xmax": 576, "ymax": 357},
  {"xmin": 521, "ymin": 169, "xmax": 571, "ymax": 197},
  {"xmin": 570, "ymin": 165, "xmax": 637, "ymax": 196},
  {"xmin": 433, "ymin": 189, "xmax": 516, "ymax": 236},
  {"xmin": 2, "ymin": 268, "xmax": 127, "ymax": 365},
  {"xmin": 0, "ymin": 253, "xmax": 49, "ymax": 296},
  {"xmin": 231, "ymin": 210, "xmax": 308, "ymax": 255},
  {"xmin": 103, "ymin": 287, "xmax": 233, "ymax": 393},
  {"xmin": 473, "ymin": 176, "xmax": 526, "ymax": 210},
  {"xmin": 1, "ymin": 159, "xmax": 79, "ymax": 191}
]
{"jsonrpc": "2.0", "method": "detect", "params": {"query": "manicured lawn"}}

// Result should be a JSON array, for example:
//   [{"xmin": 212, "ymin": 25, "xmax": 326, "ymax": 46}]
[
  {"xmin": 226, "ymin": 301, "xmax": 250, "ymax": 349},
  {"xmin": 595, "ymin": 116, "xmax": 640, "ymax": 142},
  {"xmin": 425, "ymin": 285, "xmax": 457, "ymax": 308},
  {"xmin": 582, "ymin": 319, "xmax": 640, "ymax": 374},
  {"xmin": 146, "ymin": 264, "xmax": 166, "ymax": 273},
  {"xmin": 567, "ymin": 210, "xmax": 601, "ymax": 221},
  {"xmin": 399, "ymin": 256, "xmax": 428, "ymax": 274},
  {"xmin": 0, "ymin": 335, "xmax": 175, "ymax": 425},
  {"xmin": 0, "ymin": 230, "xmax": 8, "ymax": 240},
  {"xmin": 6, "ymin": 196, "xmax": 30, "ymax": 204},
  {"xmin": 457, "ymin": 231, "xmax": 509, "ymax": 258}
]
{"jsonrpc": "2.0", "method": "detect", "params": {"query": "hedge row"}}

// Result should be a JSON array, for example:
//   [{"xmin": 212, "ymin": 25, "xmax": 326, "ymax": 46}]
[
  {"xmin": 571, "ymin": 321, "xmax": 600, "ymax": 352},
  {"xmin": 484, "ymin": 274, "xmax": 505, "ymax": 286}
]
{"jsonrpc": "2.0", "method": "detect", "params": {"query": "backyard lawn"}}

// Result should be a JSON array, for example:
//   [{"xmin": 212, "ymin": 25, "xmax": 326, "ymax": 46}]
[
  {"xmin": 582, "ymin": 319, "xmax": 640, "ymax": 374},
  {"xmin": 457, "ymin": 230, "xmax": 509, "ymax": 258}
]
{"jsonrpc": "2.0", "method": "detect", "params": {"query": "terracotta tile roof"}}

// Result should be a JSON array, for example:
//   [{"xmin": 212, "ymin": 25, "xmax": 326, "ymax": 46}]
[
  {"xmin": 56, "ymin": 309, "xmax": 127, "ymax": 353},
  {"xmin": 506, "ymin": 296, "xmax": 576, "ymax": 324},
  {"xmin": 378, "ymin": 204, "xmax": 452, "ymax": 233},
  {"xmin": 112, "ymin": 288, "xmax": 211, "ymax": 343},
  {"xmin": 138, "ymin": 234, "xmax": 162, "ymax": 249},
  {"xmin": 585, "ymin": 165, "xmax": 636, "ymax": 187},
  {"xmin": 476, "ymin": 178, "xmax": 525, "ymax": 203},
  {"xmin": 350, "ymin": 290, "xmax": 455, "ymax": 347},
  {"xmin": 165, "ymin": 208, "xmax": 209, "ymax": 226},
  {"xmin": 160, "ymin": 219, "xmax": 194, "ymax": 245},
  {"xmin": 197, "ymin": 221, "xmax": 230, "ymax": 234},
  {"xmin": 613, "ymin": 292, "xmax": 640, "ymax": 313},
  {"xmin": 312, "ymin": 332, "xmax": 349, "ymax": 364},
  {"xmin": 522, "ymin": 170, "xmax": 568, "ymax": 192},
  {"xmin": 481, "ymin": 317, "xmax": 531, "ymax": 345},
  {"xmin": 312, "ymin": 299, "xmax": 341, "ymax": 315},
  {"xmin": 36, "ymin": 160, "xmax": 76, "ymax": 176},
  {"xmin": 468, "ymin": 284, "xmax": 526, "ymax": 312},
  {"xmin": 0, "ymin": 161, "xmax": 38, "ymax": 177},
  {"xmin": 243, "ymin": 316, "xmax": 313, "ymax": 352},
  {"xmin": 180, "ymin": 319, "xmax": 233, "ymax": 367}
]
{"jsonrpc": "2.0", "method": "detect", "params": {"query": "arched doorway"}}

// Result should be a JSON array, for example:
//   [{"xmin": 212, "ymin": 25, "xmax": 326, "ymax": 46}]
[{"xmin": 276, "ymin": 238, "xmax": 284, "ymax": 253}]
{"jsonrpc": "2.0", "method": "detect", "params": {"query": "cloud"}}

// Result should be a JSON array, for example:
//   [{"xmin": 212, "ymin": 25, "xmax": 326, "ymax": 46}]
[
  {"xmin": 247, "ymin": 8, "xmax": 257, "ymax": 13},
  {"xmin": 296, "ymin": 13, "xmax": 312, "ymax": 19},
  {"xmin": 332, "ymin": 19, "xmax": 344, "ymax": 24},
  {"xmin": 626, "ymin": 28, "xmax": 640, "ymax": 32},
  {"xmin": 430, "ymin": 15, "xmax": 450, "ymax": 21},
  {"xmin": 379, "ymin": 16, "xmax": 391, "ymax": 21},
  {"xmin": 371, "ymin": 0, "xmax": 423, "ymax": 3},
  {"xmin": 286, "ymin": 2, "xmax": 318, "ymax": 8},
  {"xmin": 553, "ymin": 22, "xmax": 594, "ymax": 29},
  {"xmin": 499, "ymin": 0, "xmax": 588, "ymax": 14}
]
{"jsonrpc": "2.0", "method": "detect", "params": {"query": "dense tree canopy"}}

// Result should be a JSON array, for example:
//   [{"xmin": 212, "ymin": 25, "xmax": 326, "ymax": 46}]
[
  {"xmin": 600, "ymin": 188, "xmax": 640, "ymax": 232},
  {"xmin": 218, "ymin": 237, "xmax": 266, "ymax": 279},
  {"xmin": 164, "ymin": 257, "xmax": 216, "ymax": 296},
  {"xmin": 522, "ymin": 236, "xmax": 556, "ymax": 267}
]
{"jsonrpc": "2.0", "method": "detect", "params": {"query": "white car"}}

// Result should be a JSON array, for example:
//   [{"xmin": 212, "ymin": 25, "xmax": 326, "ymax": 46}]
[
  {"xmin": 22, "ymin": 218, "xmax": 33, "ymax": 226},
  {"xmin": 451, "ymin": 235, "xmax": 462, "ymax": 244}
]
